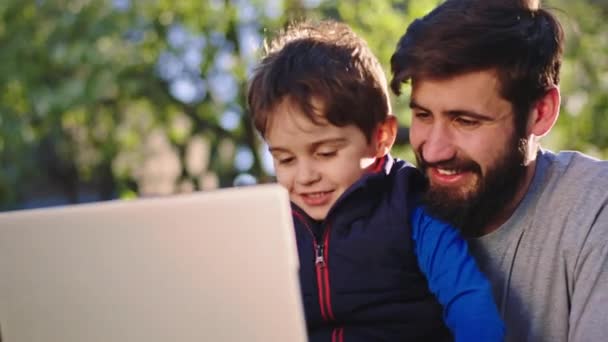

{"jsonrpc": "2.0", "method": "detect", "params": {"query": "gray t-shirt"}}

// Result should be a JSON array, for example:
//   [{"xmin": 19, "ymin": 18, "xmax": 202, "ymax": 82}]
[{"xmin": 468, "ymin": 150, "xmax": 608, "ymax": 342}]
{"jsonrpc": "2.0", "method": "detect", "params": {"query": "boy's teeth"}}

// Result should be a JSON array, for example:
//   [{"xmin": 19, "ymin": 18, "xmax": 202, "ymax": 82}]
[
  {"xmin": 308, "ymin": 192, "xmax": 327, "ymax": 198},
  {"xmin": 437, "ymin": 168, "xmax": 457, "ymax": 175}
]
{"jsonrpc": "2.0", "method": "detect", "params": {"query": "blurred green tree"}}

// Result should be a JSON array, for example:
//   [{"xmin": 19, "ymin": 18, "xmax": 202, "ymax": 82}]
[{"xmin": 0, "ymin": 0, "xmax": 606, "ymax": 210}]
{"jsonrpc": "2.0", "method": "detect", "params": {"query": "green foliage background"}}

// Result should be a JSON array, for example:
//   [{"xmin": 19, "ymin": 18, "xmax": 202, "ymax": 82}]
[{"xmin": 1, "ymin": 0, "xmax": 607, "ymax": 210}]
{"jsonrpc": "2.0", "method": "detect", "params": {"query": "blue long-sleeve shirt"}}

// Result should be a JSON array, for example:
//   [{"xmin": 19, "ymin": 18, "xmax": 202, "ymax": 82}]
[{"xmin": 411, "ymin": 205, "xmax": 505, "ymax": 341}]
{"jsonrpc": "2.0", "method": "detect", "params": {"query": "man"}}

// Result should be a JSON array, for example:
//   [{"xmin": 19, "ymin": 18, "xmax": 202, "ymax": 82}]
[{"xmin": 390, "ymin": 0, "xmax": 608, "ymax": 341}]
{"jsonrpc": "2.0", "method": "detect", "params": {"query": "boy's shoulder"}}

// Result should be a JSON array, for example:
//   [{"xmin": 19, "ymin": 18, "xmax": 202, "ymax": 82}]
[
  {"xmin": 382, "ymin": 157, "xmax": 426, "ymax": 198},
  {"xmin": 389, "ymin": 157, "xmax": 425, "ymax": 184}
]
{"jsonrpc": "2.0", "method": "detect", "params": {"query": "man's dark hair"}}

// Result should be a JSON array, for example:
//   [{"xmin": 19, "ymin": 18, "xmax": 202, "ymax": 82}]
[
  {"xmin": 247, "ymin": 20, "xmax": 391, "ymax": 141},
  {"xmin": 390, "ymin": 0, "xmax": 564, "ymax": 128}
]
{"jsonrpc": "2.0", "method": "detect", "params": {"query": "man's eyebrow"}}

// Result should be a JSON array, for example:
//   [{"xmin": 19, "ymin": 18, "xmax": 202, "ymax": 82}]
[
  {"xmin": 445, "ymin": 110, "xmax": 493, "ymax": 121},
  {"xmin": 409, "ymin": 100, "xmax": 431, "ymax": 113},
  {"xmin": 410, "ymin": 99, "xmax": 493, "ymax": 121}
]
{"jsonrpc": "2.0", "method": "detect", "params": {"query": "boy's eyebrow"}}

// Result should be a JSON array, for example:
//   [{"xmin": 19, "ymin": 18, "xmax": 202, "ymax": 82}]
[
  {"xmin": 410, "ymin": 99, "xmax": 493, "ymax": 121},
  {"xmin": 268, "ymin": 146, "xmax": 290, "ymax": 154},
  {"xmin": 310, "ymin": 137, "xmax": 348, "ymax": 149},
  {"xmin": 268, "ymin": 137, "xmax": 348, "ymax": 153}
]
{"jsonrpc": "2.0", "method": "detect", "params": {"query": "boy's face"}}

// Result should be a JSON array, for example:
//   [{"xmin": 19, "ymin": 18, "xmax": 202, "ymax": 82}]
[{"xmin": 265, "ymin": 99, "xmax": 383, "ymax": 221}]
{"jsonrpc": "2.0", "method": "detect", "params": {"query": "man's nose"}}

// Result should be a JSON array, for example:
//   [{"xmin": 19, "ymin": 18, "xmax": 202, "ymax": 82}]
[
  {"xmin": 295, "ymin": 159, "xmax": 321, "ymax": 185},
  {"xmin": 421, "ymin": 123, "xmax": 457, "ymax": 164}
]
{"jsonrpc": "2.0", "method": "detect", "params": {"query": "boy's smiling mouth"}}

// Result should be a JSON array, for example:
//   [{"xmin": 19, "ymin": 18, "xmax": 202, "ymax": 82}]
[{"xmin": 299, "ymin": 190, "xmax": 335, "ymax": 206}]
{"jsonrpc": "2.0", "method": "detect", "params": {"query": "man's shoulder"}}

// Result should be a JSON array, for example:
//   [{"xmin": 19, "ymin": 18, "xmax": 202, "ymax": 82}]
[
  {"xmin": 541, "ymin": 150, "xmax": 608, "ymax": 189},
  {"xmin": 536, "ymin": 150, "xmax": 608, "ymax": 245}
]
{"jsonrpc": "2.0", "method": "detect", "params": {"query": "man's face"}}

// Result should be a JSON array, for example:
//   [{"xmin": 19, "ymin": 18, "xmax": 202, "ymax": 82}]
[
  {"xmin": 408, "ymin": 70, "xmax": 528, "ymax": 235},
  {"xmin": 265, "ymin": 99, "xmax": 378, "ymax": 221}
]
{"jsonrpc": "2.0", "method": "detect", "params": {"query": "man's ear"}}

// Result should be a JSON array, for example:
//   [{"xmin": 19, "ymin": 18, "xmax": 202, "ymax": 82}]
[
  {"xmin": 528, "ymin": 86, "xmax": 560, "ymax": 137},
  {"xmin": 374, "ymin": 115, "xmax": 398, "ymax": 157}
]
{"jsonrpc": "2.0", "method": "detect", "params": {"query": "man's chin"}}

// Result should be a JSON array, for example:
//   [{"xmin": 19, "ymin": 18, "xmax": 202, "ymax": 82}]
[
  {"xmin": 421, "ymin": 170, "xmax": 524, "ymax": 237},
  {"xmin": 421, "ymin": 190, "xmax": 476, "ymax": 228},
  {"xmin": 417, "ymin": 134, "xmax": 528, "ymax": 236},
  {"xmin": 426, "ymin": 183, "xmax": 474, "ymax": 201}
]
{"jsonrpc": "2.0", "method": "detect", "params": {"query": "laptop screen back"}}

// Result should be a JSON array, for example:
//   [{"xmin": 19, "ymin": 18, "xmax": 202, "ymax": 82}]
[{"xmin": 0, "ymin": 184, "xmax": 306, "ymax": 342}]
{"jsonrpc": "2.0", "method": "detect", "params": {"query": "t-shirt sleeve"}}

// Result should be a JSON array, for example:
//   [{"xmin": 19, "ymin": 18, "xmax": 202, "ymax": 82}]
[
  {"xmin": 569, "ymin": 205, "xmax": 608, "ymax": 341},
  {"xmin": 411, "ymin": 205, "xmax": 505, "ymax": 341}
]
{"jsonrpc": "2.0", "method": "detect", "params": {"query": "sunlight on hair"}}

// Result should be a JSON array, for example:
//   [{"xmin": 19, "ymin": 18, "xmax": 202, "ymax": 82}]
[
  {"xmin": 526, "ymin": 0, "xmax": 540, "ymax": 11},
  {"xmin": 360, "ymin": 157, "xmax": 377, "ymax": 169}
]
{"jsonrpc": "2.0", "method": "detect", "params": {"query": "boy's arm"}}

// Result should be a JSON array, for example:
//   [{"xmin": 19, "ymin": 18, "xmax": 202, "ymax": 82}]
[{"xmin": 410, "ymin": 205, "xmax": 504, "ymax": 341}]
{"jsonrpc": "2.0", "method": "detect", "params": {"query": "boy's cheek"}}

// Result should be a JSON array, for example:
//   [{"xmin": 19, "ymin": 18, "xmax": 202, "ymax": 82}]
[{"xmin": 273, "ymin": 170, "xmax": 292, "ymax": 190}]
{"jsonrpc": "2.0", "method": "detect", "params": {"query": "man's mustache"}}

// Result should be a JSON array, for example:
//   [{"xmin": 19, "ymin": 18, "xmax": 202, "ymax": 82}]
[{"xmin": 415, "ymin": 152, "xmax": 482, "ymax": 175}]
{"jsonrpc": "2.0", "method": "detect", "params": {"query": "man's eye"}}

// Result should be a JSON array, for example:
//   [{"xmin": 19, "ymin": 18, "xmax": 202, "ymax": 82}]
[
  {"xmin": 413, "ymin": 112, "xmax": 431, "ymax": 120},
  {"xmin": 455, "ymin": 117, "xmax": 480, "ymax": 127},
  {"xmin": 317, "ymin": 151, "xmax": 337, "ymax": 158}
]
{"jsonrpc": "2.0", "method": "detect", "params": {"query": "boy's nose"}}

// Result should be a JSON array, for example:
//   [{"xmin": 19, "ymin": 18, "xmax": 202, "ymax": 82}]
[{"xmin": 295, "ymin": 160, "xmax": 321, "ymax": 185}]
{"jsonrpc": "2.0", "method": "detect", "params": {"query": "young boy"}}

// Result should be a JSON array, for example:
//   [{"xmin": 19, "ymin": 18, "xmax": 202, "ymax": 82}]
[{"xmin": 247, "ymin": 20, "xmax": 504, "ymax": 341}]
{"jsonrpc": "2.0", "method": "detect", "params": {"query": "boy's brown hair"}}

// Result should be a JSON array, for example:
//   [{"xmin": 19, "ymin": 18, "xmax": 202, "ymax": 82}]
[{"xmin": 247, "ymin": 20, "xmax": 391, "ymax": 142}]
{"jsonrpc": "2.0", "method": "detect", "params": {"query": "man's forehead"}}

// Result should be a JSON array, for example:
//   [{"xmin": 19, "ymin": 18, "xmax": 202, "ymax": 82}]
[
  {"xmin": 412, "ymin": 70, "xmax": 501, "ymax": 94},
  {"xmin": 410, "ymin": 71, "xmax": 510, "ymax": 114}
]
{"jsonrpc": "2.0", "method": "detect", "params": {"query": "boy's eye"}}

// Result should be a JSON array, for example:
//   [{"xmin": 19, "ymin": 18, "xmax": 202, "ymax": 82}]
[{"xmin": 277, "ymin": 156, "xmax": 295, "ymax": 165}]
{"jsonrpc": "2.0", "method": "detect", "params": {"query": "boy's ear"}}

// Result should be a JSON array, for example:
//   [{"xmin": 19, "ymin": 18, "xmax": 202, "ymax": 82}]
[
  {"xmin": 374, "ymin": 116, "xmax": 397, "ymax": 157},
  {"xmin": 527, "ymin": 86, "xmax": 560, "ymax": 138}
]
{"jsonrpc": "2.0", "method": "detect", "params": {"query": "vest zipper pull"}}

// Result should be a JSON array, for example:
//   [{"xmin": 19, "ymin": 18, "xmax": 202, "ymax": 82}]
[{"xmin": 315, "ymin": 243, "xmax": 326, "ymax": 267}]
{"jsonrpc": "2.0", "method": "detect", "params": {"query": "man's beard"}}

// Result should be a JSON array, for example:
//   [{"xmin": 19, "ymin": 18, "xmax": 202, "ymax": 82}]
[{"xmin": 416, "ymin": 135, "xmax": 528, "ymax": 237}]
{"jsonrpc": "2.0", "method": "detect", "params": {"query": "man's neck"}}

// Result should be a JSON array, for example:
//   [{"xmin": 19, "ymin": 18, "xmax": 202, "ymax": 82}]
[{"xmin": 480, "ymin": 158, "xmax": 538, "ymax": 235}]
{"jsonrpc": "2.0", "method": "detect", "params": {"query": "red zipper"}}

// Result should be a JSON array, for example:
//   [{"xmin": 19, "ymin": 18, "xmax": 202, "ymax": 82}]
[
  {"xmin": 331, "ymin": 327, "xmax": 344, "ymax": 342},
  {"xmin": 316, "ymin": 227, "xmax": 335, "ymax": 321},
  {"xmin": 293, "ymin": 211, "xmax": 335, "ymax": 322}
]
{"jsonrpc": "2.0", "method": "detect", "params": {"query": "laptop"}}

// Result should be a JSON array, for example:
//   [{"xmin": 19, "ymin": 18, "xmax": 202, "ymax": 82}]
[{"xmin": 0, "ymin": 184, "xmax": 307, "ymax": 342}]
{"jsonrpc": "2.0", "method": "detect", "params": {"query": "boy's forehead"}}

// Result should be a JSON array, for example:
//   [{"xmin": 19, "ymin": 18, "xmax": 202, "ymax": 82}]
[
  {"xmin": 266, "ymin": 111, "xmax": 332, "ymax": 143},
  {"xmin": 265, "ymin": 111, "xmax": 359, "ymax": 151},
  {"xmin": 264, "ymin": 96, "xmax": 370, "ymax": 150},
  {"xmin": 265, "ymin": 97, "xmax": 330, "ymax": 135},
  {"xmin": 276, "ymin": 96, "xmax": 327, "ymax": 119}
]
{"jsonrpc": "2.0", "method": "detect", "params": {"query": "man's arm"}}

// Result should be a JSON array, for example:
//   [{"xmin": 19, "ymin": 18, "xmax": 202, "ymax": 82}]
[
  {"xmin": 411, "ymin": 205, "xmax": 504, "ymax": 341},
  {"xmin": 569, "ymin": 206, "xmax": 608, "ymax": 341}
]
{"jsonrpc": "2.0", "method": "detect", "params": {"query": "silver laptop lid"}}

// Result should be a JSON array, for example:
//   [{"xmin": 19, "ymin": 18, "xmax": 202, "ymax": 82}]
[{"xmin": 0, "ymin": 184, "xmax": 306, "ymax": 342}]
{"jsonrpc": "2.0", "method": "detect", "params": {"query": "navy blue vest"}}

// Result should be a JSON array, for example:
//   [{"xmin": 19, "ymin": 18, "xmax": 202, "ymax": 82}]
[{"xmin": 292, "ymin": 157, "xmax": 452, "ymax": 341}]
